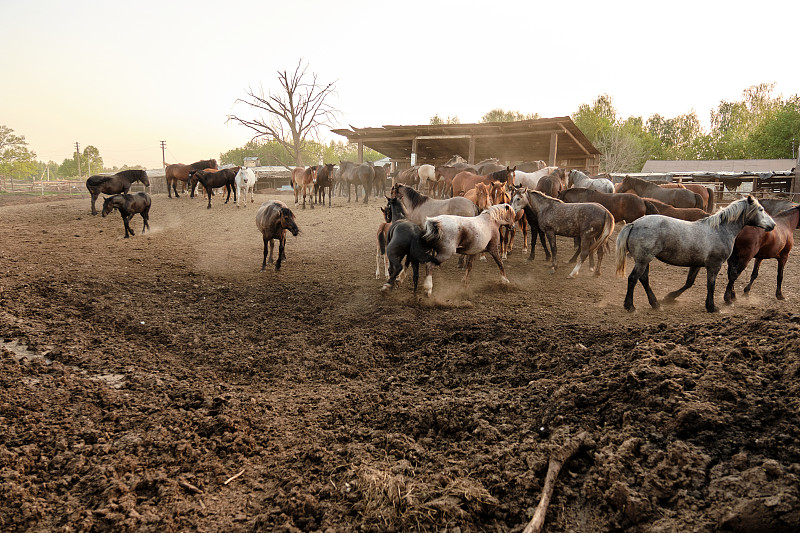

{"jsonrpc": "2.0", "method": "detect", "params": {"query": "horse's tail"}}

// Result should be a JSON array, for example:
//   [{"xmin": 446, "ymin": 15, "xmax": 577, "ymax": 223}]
[
  {"xmin": 705, "ymin": 187, "xmax": 716, "ymax": 213},
  {"xmin": 693, "ymin": 192, "xmax": 704, "ymax": 210},
  {"xmin": 411, "ymin": 234, "xmax": 441, "ymax": 265},
  {"xmin": 589, "ymin": 210, "xmax": 615, "ymax": 257},
  {"xmin": 421, "ymin": 219, "xmax": 442, "ymax": 252},
  {"xmin": 615, "ymin": 223, "xmax": 633, "ymax": 277},
  {"xmin": 378, "ymin": 229, "xmax": 387, "ymax": 255},
  {"xmin": 644, "ymin": 199, "xmax": 659, "ymax": 215}
]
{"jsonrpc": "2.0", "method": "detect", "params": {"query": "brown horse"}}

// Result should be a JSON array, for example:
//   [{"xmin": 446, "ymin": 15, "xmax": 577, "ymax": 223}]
[
  {"xmin": 511, "ymin": 188, "xmax": 615, "ymax": 277},
  {"xmin": 165, "ymin": 159, "xmax": 218, "ymax": 198},
  {"xmin": 188, "ymin": 167, "xmax": 219, "ymax": 198},
  {"xmin": 256, "ymin": 200, "xmax": 299, "ymax": 271},
  {"xmin": 434, "ymin": 165, "xmax": 474, "ymax": 198},
  {"xmin": 314, "ymin": 163, "xmax": 335, "ymax": 207},
  {"xmin": 190, "ymin": 167, "xmax": 240, "ymax": 208},
  {"xmin": 291, "ymin": 166, "xmax": 317, "ymax": 209},
  {"xmin": 558, "ymin": 188, "xmax": 658, "ymax": 223},
  {"xmin": 451, "ymin": 167, "xmax": 516, "ymax": 197},
  {"xmin": 642, "ymin": 198, "xmax": 709, "ymax": 221},
  {"xmin": 616, "ymin": 175, "xmax": 704, "ymax": 209},
  {"xmin": 725, "ymin": 205, "xmax": 800, "ymax": 303},
  {"xmin": 490, "ymin": 181, "xmax": 528, "ymax": 259},
  {"xmin": 392, "ymin": 167, "xmax": 420, "ymax": 189},
  {"xmin": 535, "ymin": 168, "xmax": 567, "ymax": 198},
  {"xmin": 464, "ymin": 182, "xmax": 492, "ymax": 210},
  {"xmin": 659, "ymin": 182, "xmax": 715, "ymax": 212}
]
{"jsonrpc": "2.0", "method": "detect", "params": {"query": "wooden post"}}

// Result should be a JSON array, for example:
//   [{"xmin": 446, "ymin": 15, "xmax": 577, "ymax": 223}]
[
  {"xmin": 792, "ymin": 155, "xmax": 800, "ymax": 199},
  {"xmin": 548, "ymin": 133, "xmax": 558, "ymax": 167},
  {"xmin": 411, "ymin": 138, "xmax": 418, "ymax": 166},
  {"xmin": 357, "ymin": 142, "xmax": 364, "ymax": 164},
  {"xmin": 468, "ymin": 136, "xmax": 476, "ymax": 165}
]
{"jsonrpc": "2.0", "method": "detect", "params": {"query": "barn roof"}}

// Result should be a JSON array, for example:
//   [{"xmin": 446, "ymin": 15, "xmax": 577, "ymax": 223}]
[
  {"xmin": 642, "ymin": 159, "xmax": 796, "ymax": 173},
  {"xmin": 331, "ymin": 117, "xmax": 601, "ymax": 169}
]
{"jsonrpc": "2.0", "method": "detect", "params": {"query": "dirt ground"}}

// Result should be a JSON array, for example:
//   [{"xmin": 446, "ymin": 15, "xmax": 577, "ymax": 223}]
[{"xmin": 1, "ymin": 189, "xmax": 799, "ymax": 532}]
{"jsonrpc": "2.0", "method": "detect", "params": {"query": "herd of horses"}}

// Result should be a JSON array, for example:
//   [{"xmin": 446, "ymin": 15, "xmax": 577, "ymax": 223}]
[{"xmin": 84, "ymin": 157, "xmax": 799, "ymax": 312}]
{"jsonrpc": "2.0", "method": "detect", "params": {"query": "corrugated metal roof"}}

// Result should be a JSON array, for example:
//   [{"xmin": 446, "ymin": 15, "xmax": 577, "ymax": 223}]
[{"xmin": 642, "ymin": 159, "xmax": 796, "ymax": 173}]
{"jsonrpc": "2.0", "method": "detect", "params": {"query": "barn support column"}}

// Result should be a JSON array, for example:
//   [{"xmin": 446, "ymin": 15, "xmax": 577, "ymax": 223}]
[
  {"xmin": 357, "ymin": 142, "xmax": 363, "ymax": 163},
  {"xmin": 548, "ymin": 133, "xmax": 558, "ymax": 167},
  {"xmin": 468, "ymin": 136, "xmax": 476, "ymax": 164},
  {"xmin": 793, "ymin": 153, "xmax": 800, "ymax": 199},
  {"xmin": 411, "ymin": 138, "xmax": 418, "ymax": 166}
]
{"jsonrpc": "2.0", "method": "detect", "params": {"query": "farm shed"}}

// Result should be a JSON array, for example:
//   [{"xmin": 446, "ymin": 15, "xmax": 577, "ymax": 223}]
[
  {"xmin": 332, "ymin": 117, "xmax": 602, "ymax": 173},
  {"xmin": 637, "ymin": 158, "xmax": 800, "ymax": 199}
]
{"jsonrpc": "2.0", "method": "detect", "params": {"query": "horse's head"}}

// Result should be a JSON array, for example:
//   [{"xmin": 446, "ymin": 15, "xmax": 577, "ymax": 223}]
[
  {"xmin": 101, "ymin": 196, "xmax": 116, "ymax": 217},
  {"xmin": 140, "ymin": 171, "xmax": 151, "ymax": 187},
  {"xmin": 510, "ymin": 187, "xmax": 529, "ymax": 212},
  {"xmin": 279, "ymin": 207, "xmax": 300, "ymax": 236},
  {"xmin": 746, "ymin": 196, "xmax": 776, "ymax": 232}
]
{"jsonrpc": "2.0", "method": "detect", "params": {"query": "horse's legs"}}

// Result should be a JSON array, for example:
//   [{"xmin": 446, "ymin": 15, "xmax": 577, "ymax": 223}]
[
  {"xmin": 520, "ymin": 217, "xmax": 528, "ymax": 253},
  {"xmin": 90, "ymin": 192, "xmax": 99, "ymax": 215},
  {"xmin": 487, "ymin": 244, "xmax": 510, "ymax": 284},
  {"xmin": 664, "ymin": 266, "xmax": 701, "ymax": 303},
  {"xmin": 705, "ymin": 265, "xmax": 722, "ymax": 313},
  {"xmin": 639, "ymin": 263, "xmax": 660, "ymax": 309},
  {"xmin": 411, "ymin": 261, "xmax": 420, "ymax": 293},
  {"xmin": 624, "ymin": 261, "xmax": 652, "ymax": 311},
  {"xmin": 461, "ymin": 254, "xmax": 477, "ymax": 285},
  {"xmin": 594, "ymin": 242, "xmax": 605, "ymax": 277},
  {"xmin": 743, "ymin": 258, "xmax": 763, "ymax": 295},
  {"xmin": 547, "ymin": 231, "xmax": 558, "ymax": 273},
  {"xmin": 172, "ymin": 180, "xmax": 180, "ymax": 198},
  {"xmin": 122, "ymin": 212, "xmax": 134, "ymax": 238},
  {"xmin": 275, "ymin": 233, "xmax": 286, "ymax": 271},
  {"xmin": 261, "ymin": 236, "xmax": 270, "ymax": 271},
  {"xmin": 776, "ymin": 254, "xmax": 788, "ymax": 300},
  {"xmin": 141, "ymin": 209, "xmax": 150, "ymax": 234},
  {"xmin": 724, "ymin": 257, "xmax": 747, "ymax": 304},
  {"xmin": 568, "ymin": 239, "xmax": 589, "ymax": 278},
  {"xmin": 206, "ymin": 186, "xmax": 213, "ymax": 209},
  {"xmin": 423, "ymin": 263, "xmax": 434, "ymax": 297}
]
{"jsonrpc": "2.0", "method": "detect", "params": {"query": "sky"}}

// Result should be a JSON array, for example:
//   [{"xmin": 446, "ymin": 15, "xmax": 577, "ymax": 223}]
[{"xmin": 2, "ymin": 0, "xmax": 798, "ymax": 169}]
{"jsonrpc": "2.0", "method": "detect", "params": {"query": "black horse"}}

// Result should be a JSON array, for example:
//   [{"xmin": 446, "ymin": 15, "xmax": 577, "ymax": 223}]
[
  {"xmin": 380, "ymin": 197, "xmax": 439, "ymax": 294},
  {"xmin": 256, "ymin": 200, "xmax": 300, "ymax": 271},
  {"xmin": 189, "ymin": 167, "xmax": 240, "ymax": 208},
  {"xmin": 314, "ymin": 163, "xmax": 335, "ymax": 207},
  {"xmin": 101, "ymin": 192, "xmax": 151, "ymax": 238},
  {"xmin": 86, "ymin": 170, "xmax": 149, "ymax": 215}
]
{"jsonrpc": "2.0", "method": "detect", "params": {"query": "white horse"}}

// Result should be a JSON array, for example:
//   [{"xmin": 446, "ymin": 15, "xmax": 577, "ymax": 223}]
[
  {"xmin": 568, "ymin": 169, "xmax": 614, "ymax": 194},
  {"xmin": 515, "ymin": 166, "xmax": 559, "ymax": 189},
  {"xmin": 419, "ymin": 203, "xmax": 518, "ymax": 296},
  {"xmin": 235, "ymin": 167, "xmax": 257, "ymax": 207},
  {"xmin": 417, "ymin": 164, "xmax": 439, "ymax": 196}
]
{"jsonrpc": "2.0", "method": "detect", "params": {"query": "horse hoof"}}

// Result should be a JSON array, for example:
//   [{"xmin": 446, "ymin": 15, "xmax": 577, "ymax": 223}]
[
  {"xmin": 380, "ymin": 284, "xmax": 391, "ymax": 293},
  {"xmin": 625, "ymin": 305, "xmax": 635, "ymax": 313},
  {"xmin": 500, "ymin": 276, "xmax": 509, "ymax": 284}
]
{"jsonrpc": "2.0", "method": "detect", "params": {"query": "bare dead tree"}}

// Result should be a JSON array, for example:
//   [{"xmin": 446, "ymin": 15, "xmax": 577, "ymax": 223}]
[{"xmin": 227, "ymin": 59, "xmax": 338, "ymax": 166}]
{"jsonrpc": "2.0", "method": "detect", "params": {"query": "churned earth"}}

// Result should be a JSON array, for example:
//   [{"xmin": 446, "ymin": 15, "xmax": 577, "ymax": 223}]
[{"xmin": 1, "ymin": 190, "xmax": 799, "ymax": 532}]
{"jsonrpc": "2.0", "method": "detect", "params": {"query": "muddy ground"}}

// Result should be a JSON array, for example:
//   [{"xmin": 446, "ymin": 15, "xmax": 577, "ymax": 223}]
[{"xmin": 1, "ymin": 190, "xmax": 799, "ymax": 532}]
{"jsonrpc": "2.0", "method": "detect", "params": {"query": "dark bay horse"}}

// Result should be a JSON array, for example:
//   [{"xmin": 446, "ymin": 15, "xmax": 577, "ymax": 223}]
[
  {"xmin": 314, "ymin": 163, "xmax": 335, "ymax": 207},
  {"xmin": 390, "ymin": 184, "xmax": 478, "ymax": 227},
  {"xmin": 379, "ymin": 197, "xmax": 438, "ymax": 294},
  {"xmin": 165, "ymin": 159, "xmax": 217, "ymax": 198},
  {"xmin": 642, "ymin": 198, "xmax": 709, "ymax": 221},
  {"xmin": 337, "ymin": 161, "xmax": 374, "ymax": 204},
  {"xmin": 616, "ymin": 175, "xmax": 704, "ymax": 209},
  {"xmin": 190, "ymin": 167, "xmax": 240, "ymax": 208},
  {"xmin": 725, "ymin": 205, "xmax": 800, "ymax": 303},
  {"xmin": 256, "ymin": 200, "xmax": 299, "ymax": 271},
  {"xmin": 451, "ymin": 167, "xmax": 516, "ymax": 197},
  {"xmin": 616, "ymin": 196, "xmax": 775, "ymax": 313},
  {"xmin": 536, "ymin": 168, "xmax": 567, "ymax": 198},
  {"xmin": 511, "ymin": 188, "xmax": 614, "ymax": 277},
  {"xmin": 86, "ymin": 169, "xmax": 149, "ymax": 215},
  {"xmin": 558, "ymin": 188, "xmax": 657, "ymax": 223},
  {"xmin": 101, "ymin": 192, "xmax": 151, "ymax": 238}
]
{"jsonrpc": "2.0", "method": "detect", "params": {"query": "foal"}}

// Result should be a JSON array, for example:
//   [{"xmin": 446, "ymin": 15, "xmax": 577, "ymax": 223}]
[
  {"xmin": 255, "ymin": 200, "xmax": 299, "ymax": 271},
  {"xmin": 101, "ymin": 192, "xmax": 151, "ymax": 238}
]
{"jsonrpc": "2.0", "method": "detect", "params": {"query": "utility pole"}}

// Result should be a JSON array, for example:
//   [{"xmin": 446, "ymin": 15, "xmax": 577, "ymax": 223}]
[
  {"xmin": 160, "ymin": 140, "xmax": 167, "ymax": 167},
  {"xmin": 74, "ymin": 141, "xmax": 81, "ymax": 178}
]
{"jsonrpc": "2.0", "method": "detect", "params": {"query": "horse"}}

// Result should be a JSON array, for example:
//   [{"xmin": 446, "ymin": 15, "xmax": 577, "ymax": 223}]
[
  {"xmin": 417, "ymin": 164, "xmax": 439, "ymax": 197},
  {"xmin": 464, "ymin": 182, "xmax": 492, "ymax": 211},
  {"xmin": 434, "ymin": 165, "xmax": 471, "ymax": 198},
  {"xmin": 616, "ymin": 175, "xmax": 704, "ymax": 209},
  {"xmin": 371, "ymin": 163, "xmax": 390, "ymax": 198},
  {"xmin": 451, "ymin": 167, "xmax": 516, "ymax": 197},
  {"xmin": 189, "ymin": 167, "xmax": 240, "ymax": 208},
  {"xmin": 188, "ymin": 167, "xmax": 219, "ymax": 198},
  {"xmin": 314, "ymin": 163, "xmax": 335, "ymax": 207},
  {"xmin": 759, "ymin": 198, "xmax": 796, "ymax": 216},
  {"xmin": 491, "ymin": 181, "xmax": 528, "ymax": 259},
  {"xmin": 514, "ymin": 167, "xmax": 558, "ymax": 189},
  {"xmin": 568, "ymin": 170, "xmax": 614, "ymax": 194},
  {"xmin": 511, "ymin": 188, "xmax": 615, "ymax": 277},
  {"xmin": 475, "ymin": 158, "xmax": 502, "ymax": 175},
  {"xmin": 336, "ymin": 161, "xmax": 374, "ymax": 204},
  {"xmin": 390, "ymin": 184, "xmax": 478, "ymax": 227},
  {"xmin": 291, "ymin": 166, "xmax": 317, "ymax": 209},
  {"xmin": 165, "ymin": 159, "xmax": 218, "ymax": 198},
  {"xmin": 558, "ymin": 188, "xmax": 658, "ymax": 223},
  {"xmin": 255, "ymin": 200, "xmax": 299, "ymax": 271},
  {"xmin": 724, "ymin": 205, "xmax": 800, "ymax": 304},
  {"xmin": 86, "ymin": 169, "xmax": 150, "ymax": 215},
  {"xmin": 235, "ymin": 167, "xmax": 257, "ymax": 207},
  {"xmin": 535, "ymin": 168, "xmax": 567, "ymax": 198},
  {"xmin": 378, "ymin": 197, "xmax": 438, "ymax": 294},
  {"xmin": 377, "ymin": 196, "xmax": 405, "ymax": 279},
  {"xmin": 392, "ymin": 167, "xmax": 420, "ymax": 189},
  {"xmin": 615, "ymin": 196, "xmax": 775, "ymax": 313},
  {"xmin": 101, "ymin": 192, "xmax": 151, "ymax": 238},
  {"xmin": 516, "ymin": 160, "xmax": 547, "ymax": 172},
  {"xmin": 444, "ymin": 155, "xmax": 467, "ymax": 166},
  {"xmin": 641, "ymin": 198, "xmax": 709, "ymax": 221},
  {"xmin": 419, "ymin": 204, "xmax": 519, "ymax": 296},
  {"xmin": 659, "ymin": 182, "xmax": 715, "ymax": 212}
]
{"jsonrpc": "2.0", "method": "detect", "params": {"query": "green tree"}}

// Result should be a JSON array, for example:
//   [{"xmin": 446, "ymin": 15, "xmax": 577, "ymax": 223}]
[
  {"xmin": 83, "ymin": 145, "xmax": 104, "ymax": 175},
  {"xmin": 480, "ymin": 109, "xmax": 539, "ymax": 123},
  {"xmin": 0, "ymin": 125, "xmax": 38, "ymax": 179},
  {"xmin": 430, "ymin": 114, "xmax": 460, "ymax": 125},
  {"xmin": 572, "ymin": 94, "xmax": 616, "ymax": 142},
  {"xmin": 746, "ymin": 98, "xmax": 800, "ymax": 158}
]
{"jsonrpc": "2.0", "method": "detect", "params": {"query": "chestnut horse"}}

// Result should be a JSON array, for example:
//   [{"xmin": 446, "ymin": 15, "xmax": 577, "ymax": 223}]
[
  {"xmin": 616, "ymin": 175, "xmax": 704, "ymax": 209},
  {"xmin": 658, "ymin": 183, "xmax": 716, "ymax": 212},
  {"xmin": 451, "ymin": 167, "xmax": 516, "ymax": 197},
  {"xmin": 642, "ymin": 198, "xmax": 709, "ymax": 221},
  {"xmin": 491, "ymin": 181, "xmax": 528, "ymax": 259},
  {"xmin": 558, "ymin": 188, "xmax": 658, "ymax": 223},
  {"xmin": 725, "ymin": 205, "xmax": 800, "ymax": 303},
  {"xmin": 291, "ymin": 166, "xmax": 317, "ymax": 209},
  {"xmin": 165, "ymin": 159, "xmax": 218, "ymax": 198}
]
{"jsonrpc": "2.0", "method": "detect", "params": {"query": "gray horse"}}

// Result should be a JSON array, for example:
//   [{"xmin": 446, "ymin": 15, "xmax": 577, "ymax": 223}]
[
  {"xmin": 615, "ymin": 195, "xmax": 775, "ymax": 313},
  {"xmin": 568, "ymin": 170, "xmax": 615, "ymax": 194},
  {"xmin": 336, "ymin": 161, "xmax": 374, "ymax": 204}
]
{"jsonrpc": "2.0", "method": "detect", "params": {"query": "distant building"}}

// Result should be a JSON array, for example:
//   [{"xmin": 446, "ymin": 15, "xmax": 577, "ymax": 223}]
[{"xmin": 243, "ymin": 157, "xmax": 260, "ymax": 168}]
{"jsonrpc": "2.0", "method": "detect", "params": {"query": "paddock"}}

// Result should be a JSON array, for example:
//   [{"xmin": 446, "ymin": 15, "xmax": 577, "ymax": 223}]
[{"xmin": 1, "ymin": 191, "xmax": 799, "ymax": 531}]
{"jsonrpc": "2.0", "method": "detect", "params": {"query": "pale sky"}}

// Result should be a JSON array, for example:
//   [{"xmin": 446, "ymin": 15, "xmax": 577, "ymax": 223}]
[{"xmin": 2, "ymin": 0, "xmax": 797, "ymax": 169}]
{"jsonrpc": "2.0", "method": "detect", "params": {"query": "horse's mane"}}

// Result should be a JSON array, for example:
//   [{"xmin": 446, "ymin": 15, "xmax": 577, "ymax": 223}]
[
  {"xmin": 398, "ymin": 185, "xmax": 428, "ymax": 209},
  {"xmin": 527, "ymin": 188, "xmax": 565, "ymax": 204},
  {"xmin": 190, "ymin": 159, "xmax": 216, "ymax": 170},
  {"xmin": 483, "ymin": 204, "xmax": 512, "ymax": 224},
  {"xmin": 706, "ymin": 197, "xmax": 752, "ymax": 229},
  {"xmin": 489, "ymin": 168, "xmax": 510, "ymax": 181},
  {"xmin": 623, "ymin": 176, "xmax": 657, "ymax": 190}
]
